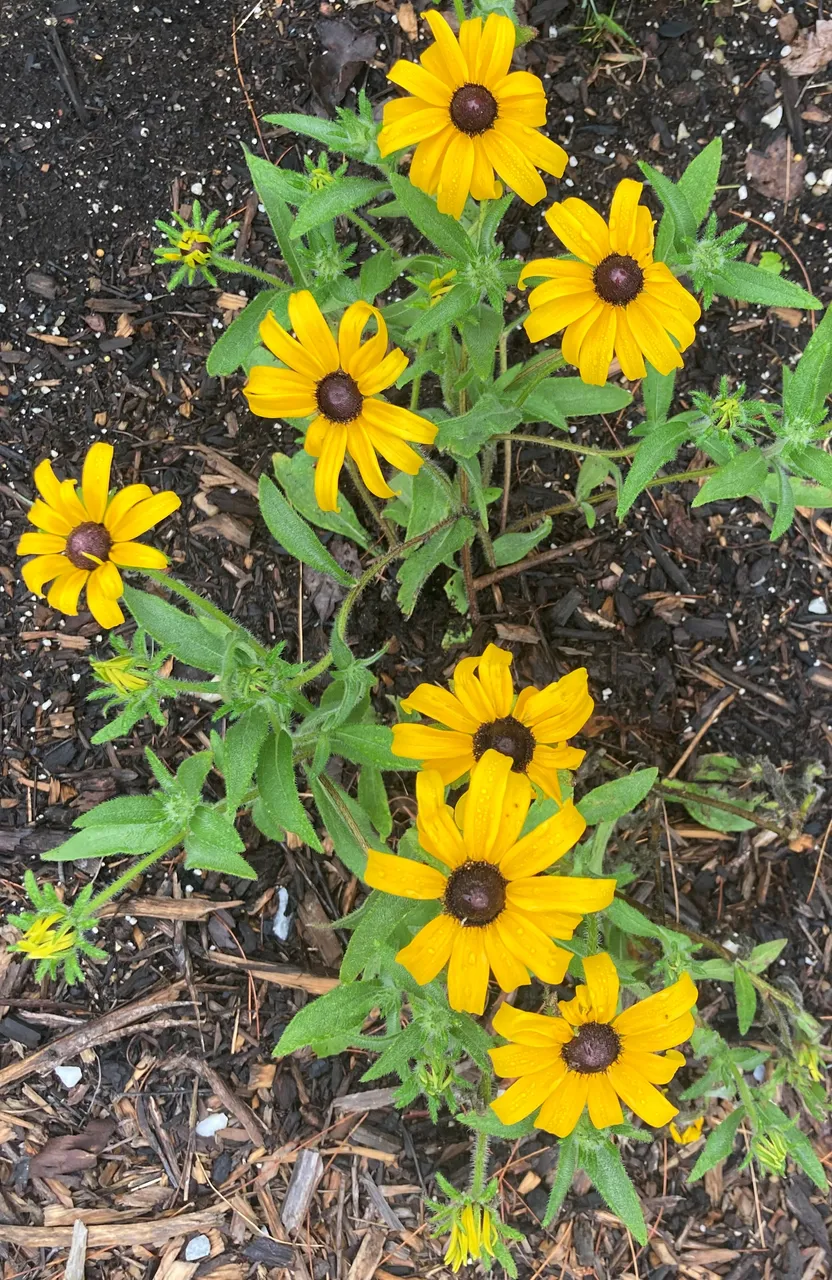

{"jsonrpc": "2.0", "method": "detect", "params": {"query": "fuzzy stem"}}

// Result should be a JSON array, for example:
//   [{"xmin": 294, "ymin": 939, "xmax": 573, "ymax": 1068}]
[
  {"xmin": 409, "ymin": 338, "xmax": 428, "ymax": 412},
  {"xmin": 500, "ymin": 432, "xmax": 636, "ymax": 458},
  {"xmin": 87, "ymin": 838, "xmax": 182, "ymax": 916},
  {"xmin": 345, "ymin": 210, "xmax": 396, "ymax": 254},
  {"xmin": 218, "ymin": 257, "xmax": 290, "ymax": 289},
  {"xmin": 453, "ymin": 0, "xmax": 467, "ymax": 24},
  {"xmin": 507, "ymin": 467, "xmax": 719, "ymax": 531},
  {"xmin": 345, "ymin": 457, "xmax": 399, "ymax": 550},
  {"xmin": 470, "ymin": 1071, "xmax": 493, "ymax": 1198}
]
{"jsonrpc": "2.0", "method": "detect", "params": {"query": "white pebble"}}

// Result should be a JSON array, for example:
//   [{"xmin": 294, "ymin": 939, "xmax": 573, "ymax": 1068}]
[
  {"xmin": 190, "ymin": 181, "xmax": 204, "ymax": 196},
  {"xmin": 807, "ymin": 597, "xmax": 828, "ymax": 615},
  {"xmin": 185, "ymin": 1235, "xmax": 211, "ymax": 1262},
  {"xmin": 761, "ymin": 105, "xmax": 783, "ymax": 129},
  {"xmin": 54, "ymin": 1065, "xmax": 82, "ymax": 1088},
  {"xmin": 272, "ymin": 885, "xmax": 292, "ymax": 942},
  {"xmin": 195, "ymin": 1112, "xmax": 228, "ymax": 1137}
]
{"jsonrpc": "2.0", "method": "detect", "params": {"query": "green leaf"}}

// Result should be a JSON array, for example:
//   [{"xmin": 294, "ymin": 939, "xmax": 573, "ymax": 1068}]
[
  {"xmin": 639, "ymin": 160, "xmax": 698, "ymax": 247},
  {"xmin": 458, "ymin": 1111, "xmax": 534, "ymax": 1139},
  {"xmin": 259, "ymin": 474, "xmax": 355, "ymax": 585},
  {"xmin": 644, "ymin": 363, "xmax": 676, "ymax": 426},
  {"xmin": 745, "ymin": 938, "xmax": 788, "ymax": 973},
  {"xmin": 206, "ymin": 289, "xmax": 288, "ymax": 377},
  {"xmin": 223, "ymin": 708, "xmax": 270, "ymax": 816},
  {"xmin": 262, "ymin": 112, "xmax": 352, "ymax": 151},
  {"xmin": 359, "ymin": 248, "xmax": 402, "ymax": 302},
  {"xmin": 712, "ymin": 261, "xmax": 821, "ymax": 310},
  {"xmin": 543, "ymin": 1133, "xmax": 578, "ymax": 1227},
  {"xmin": 435, "ymin": 394, "xmax": 522, "ymax": 458},
  {"xmin": 74, "ymin": 795, "xmax": 167, "ymax": 828},
  {"xmin": 122, "ymin": 587, "xmax": 227, "ymax": 674},
  {"xmin": 605, "ymin": 897, "xmax": 667, "ymax": 941},
  {"xmin": 677, "ymin": 137, "xmax": 723, "ymax": 228},
  {"xmin": 523, "ymin": 377, "xmax": 632, "ymax": 424},
  {"xmin": 617, "ymin": 415, "xmax": 692, "ymax": 517},
  {"xmin": 692, "ymin": 448, "xmax": 768, "ymax": 506},
  {"xmin": 308, "ymin": 775, "xmax": 378, "ymax": 877},
  {"xmin": 583, "ymin": 1137, "xmax": 647, "ymax": 1245},
  {"xmin": 662, "ymin": 779, "xmax": 757, "ymax": 832},
  {"xmin": 733, "ymin": 964, "xmax": 757, "ymax": 1035},
  {"xmin": 357, "ymin": 767, "xmax": 392, "ymax": 841},
  {"xmin": 689, "ymin": 1108, "xmax": 745, "ymax": 1182},
  {"xmin": 770, "ymin": 466, "xmax": 795, "ymax": 542},
  {"xmin": 397, "ymin": 517, "xmax": 475, "ymax": 616},
  {"xmin": 41, "ymin": 821, "xmax": 177, "ymax": 863},
  {"xmin": 243, "ymin": 147, "xmax": 309, "ymax": 286},
  {"xmin": 340, "ymin": 889, "xmax": 412, "ymax": 981},
  {"xmin": 784, "ymin": 303, "xmax": 832, "ymax": 427},
  {"xmin": 291, "ymin": 177, "xmax": 388, "ymax": 238},
  {"xmin": 460, "ymin": 305, "xmax": 504, "ymax": 380},
  {"xmin": 257, "ymin": 731, "xmax": 322, "ymax": 850},
  {"xmin": 176, "ymin": 751, "xmax": 214, "ymax": 802},
  {"xmin": 789, "ymin": 444, "xmax": 832, "ymax": 489},
  {"xmin": 405, "ymin": 282, "xmax": 480, "ymax": 342},
  {"xmin": 492, "ymin": 518, "xmax": 552, "ymax": 568},
  {"xmin": 389, "ymin": 173, "xmax": 476, "ymax": 262},
  {"xmin": 184, "ymin": 806, "xmax": 255, "ymax": 879},
  {"xmin": 331, "ymin": 723, "xmax": 415, "ymax": 772},
  {"xmin": 272, "ymin": 450, "xmax": 369, "ymax": 548},
  {"xmin": 785, "ymin": 1125, "xmax": 829, "ymax": 1191},
  {"xmin": 274, "ymin": 980, "xmax": 386, "ymax": 1057},
  {"xmin": 404, "ymin": 465, "xmax": 455, "ymax": 540},
  {"xmin": 578, "ymin": 769, "xmax": 658, "ymax": 825}
]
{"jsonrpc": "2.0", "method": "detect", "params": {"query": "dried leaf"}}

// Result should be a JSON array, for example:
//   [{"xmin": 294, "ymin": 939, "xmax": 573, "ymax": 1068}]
[
  {"xmin": 746, "ymin": 135, "xmax": 807, "ymax": 200},
  {"xmin": 397, "ymin": 2, "xmax": 418, "ymax": 39},
  {"xmin": 29, "ymin": 1118, "xmax": 115, "ymax": 1178},
  {"xmin": 312, "ymin": 19, "xmax": 377, "ymax": 110},
  {"xmin": 190, "ymin": 514, "xmax": 252, "ymax": 548},
  {"xmin": 782, "ymin": 19, "xmax": 832, "ymax": 77},
  {"xmin": 115, "ymin": 312, "xmax": 135, "ymax": 338}
]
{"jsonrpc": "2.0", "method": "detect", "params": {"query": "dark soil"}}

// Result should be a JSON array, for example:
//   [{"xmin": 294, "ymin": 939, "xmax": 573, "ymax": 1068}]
[{"xmin": 1, "ymin": 0, "xmax": 831, "ymax": 1276}]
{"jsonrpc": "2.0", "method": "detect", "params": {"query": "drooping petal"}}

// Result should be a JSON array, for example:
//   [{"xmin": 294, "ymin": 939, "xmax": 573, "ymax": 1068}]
[
  {"xmin": 620, "ymin": 1048, "xmax": 686, "ymax": 1085},
  {"xmin": 506, "ymin": 875, "xmax": 616, "ymax": 917},
  {"xmin": 607, "ymin": 1062, "xmax": 678, "ymax": 1127},
  {"xmin": 27, "ymin": 499, "xmax": 74, "ymax": 537},
  {"xmin": 106, "ymin": 492, "xmax": 181, "ymax": 542},
  {"xmin": 410, "ymin": 126, "xmax": 456, "ymax": 195},
  {"xmin": 360, "ymin": 396, "xmax": 437, "ymax": 445},
  {"xmin": 621, "ymin": 1013, "xmax": 696, "ymax": 1054},
  {"xmin": 102, "ymin": 484, "xmax": 152, "ymax": 533},
  {"xmin": 392, "ymin": 722, "xmax": 475, "ymax": 763},
  {"xmin": 288, "ymin": 290, "xmax": 340, "ymax": 376},
  {"xmin": 303, "ymin": 416, "xmax": 330, "ymax": 458},
  {"xmin": 639, "ymin": 290, "xmax": 697, "ymax": 352},
  {"xmin": 47, "ymin": 568, "xmax": 89, "ymax": 616},
  {"xmin": 613, "ymin": 972, "xmax": 698, "ymax": 1037},
  {"xmin": 259, "ymin": 310, "xmax": 325, "ymax": 382},
  {"xmin": 545, "ymin": 197, "xmax": 612, "ymax": 265},
  {"xmin": 481, "ymin": 127, "xmax": 547, "ymax": 207},
  {"xmin": 498, "ymin": 800, "xmax": 586, "ymax": 879},
  {"xmin": 613, "ymin": 309, "xmax": 648, "ymax": 381},
  {"xmin": 493, "ymin": 908, "xmax": 572, "ymax": 984},
  {"xmin": 492, "ymin": 1002, "xmax": 573, "ymax": 1047},
  {"xmin": 436, "ymin": 130, "xmax": 475, "ymax": 221},
  {"xmin": 469, "ymin": 138, "xmax": 501, "ymax": 202},
  {"xmin": 85, "ymin": 570, "xmax": 125, "ymax": 628},
  {"xmin": 625, "ymin": 299, "xmax": 684, "ymax": 377},
  {"xmin": 355, "ymin": 349, "xmax": 409, "ymax": 397},
  {"xmin": 462, "ymin": 748, "xmax": 514, "ymax": 863},
  {"xmin": 313, "ymin": 423, "xmax": 348, "ymax": 513},
  {"xmin": 484, "ymin": 924, "xmax": 530, "ymax": 992},
  {"xmin": 493, "ymin": 118, "xmax": 567, "ymax": 180},
  {"xmin": 491, "ymin": 1065, "xmax": 560, "ymax": 1126},
  {"xmin": 561, "ymin": 301, "xmax": 606, "ymax": 370},
  {"xmin": 81, "ymin": 441, "xmax": 114, "ymax": 523},
  {"xmin": 401, "ymin": 683, "xmax": 479, "ymax": 733},
  {"xmin": 347, "ymin": 422, "xmax": 396, "ymax": 500},
  {"xmin": 33, "ymin": 458, "xmax": 66, "ymax": 507},
  {"xmin": 108, "ymin": 541, "xmax": 169, "ymax": 569},
  {"xmin": 526, "ymin": 750, "xmax": 569, "ymax": 799},
  {"xmin": 387, "ymin": 59, "xmax": 453, "ymax": 107},
  {"xmin": 608, "ymin": 178, "xmax": 644, "ymax": 256},
  {"xmin": 535, "ymin": 1070, "xmax": 590, "ymax": 1137},
  {"xmin": 415, "ymin": 769, "xmax": 468, "ymax": 869},
  {"xmin": 364, "ymin": 849, "xmax": 447, "ymax": 900},
  {"xmin": 396, "ymin": 912, "xmax": 457, "ymax": 983},
  {"xmin": 447, "ymin": 925, "xmax": 491, "ymax": 1014},
  {"xmin": 21, "ymin": 553, "xmax": 72, "ymax": 596},
  {"xmin": 587, "ymin": 1074, "xmax": 625, "ymax": 1129},
  {"xmin": 364, "ymin": 425, "xmax": 424, "ymax": 477},
  {"xmin": 578, "ymin": 305, "xmax": 617, "ymax": 387},
  {"xmin": 17, "ymin": 532, "xmax": 67, "ymax": 556},
  {"xmin": 477, "ymin": 644, "xmax": 514, "ymax": 717},
  {"xmin": 643, "ymin": 261, "xmax": 701, "ymax": 322},
  {"xmin": 92, "ymin": 559, "xmax": 123, "ymax": 599}
]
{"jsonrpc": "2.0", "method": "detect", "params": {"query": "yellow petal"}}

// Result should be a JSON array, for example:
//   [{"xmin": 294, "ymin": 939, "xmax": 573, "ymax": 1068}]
[
  {"xmin": 476, "ymin": 12, "xmax": 516, "ymax": 84},
  {"xmin": 345, "ymin": 305, "xmax": 390, "ymax": 383},
  {"xmin": 621, "ymin": 1013, "xmax": 696, "ymax": 1054},
  {"xmin": 607, "ymin": 1062, "xmax": 678, "ymax": 1127},
  {"xmin": 396, "ymin": 912, "xmax": 457, "ymax": 983},
  {"xmin": 410, "ymin": 125, "xmax": 456, "ymax": 195},
  {"xmin": 260, "ymin": 309, "xmax": 324, "ymax": 381},
  {"xmin": 506, "ymin": 875, "xmax": 616, "ymax": 918},
  {"xmin": 625, "ymin": 298, "xmax": 684, "ymax": 377},
  {"xmin": 47, "ymin": 568, "xmax": 89, "ymax": 616},
  {"xmin": 355, "ymin": 349, "xmax": 409, "ymax": 397},
  {"xmin": 33, "ymin": 458, "xmax": 64, "ymax": 507},
  {"xmin": 493, "ymin": 118, "xmax": 567, "ymax": 180},
  {"xmin": 360, "ymin": 396, "xmax": 437, "ymax": 444},
  {"xmin": 484, "ymin": 923, "xmax": 530, "ymax": 992},
  {"xmin": 639, "ymin": 291, "xmax": 697, "ymax": 352},
  {"xmin": 536, "ymin": 1070, "xmax": 590, "ymax": 1137},
  {"xmin": 377, "ymin": 105, "xmax": 449, "ymax": 154},
  {"xmin": 81, "ymin": 442, "xmax": 114, "ymax": 523},
  {"xmin": 481, "ymin": 127, "xmax": 546, "ymax": 207},
  {"xmin": 469, "ymin": 137, "xmax": 501, "ymax": 202},
  {"xmin": 614, "ymin": 972, "xmax": 698, "ymax": 1037},
  {"xmin": 383, "ymin": 94, "xmax": 436, "ymax": 126},
  {"xmin": 17, "ymin": 532, "xmax": 66, "ymax": 556},
  {"xmin": 21, "ymin": 553, "xmax": 72, "ymax": 596},
  {"xmin": 288, "ymin": 290, "xmax": 340, "ymax": 376},
  {"xmin": 304, "ymin": 415, "xmax": 330, "ymax": 458},
  {"xmin": 436, "ymin": 131, "xmax": 475, "ymax": 221},
  {"xmin": 28, "ymin": 499, "xmax": 74, "ymax": 536},
  {"xmin": 578, "ymin": 304, "xmax": 617, "ymax": 387},
  {"xmin": 643, "ymin": 261, "xmax": 701, "ymax": 322},
  {"xmin": 526, "ymin": 751, "xmax": 566, "ymax": 799},
  {"xmin": 587, "ymin": 1074, "xmax": 624, "ymax": 1129},
  {"xmin": 447, "ymin": 925, "xmax": 490, "ymax": 1014},
  {"xmin": 608, "ymin": 179, "xmax": 644, "ymax": 256},
  {"xmin": 387, "ymin": 59, "xmax": 453, "ymax": 107},
  {"xmin": 613, "ymin": 309, "xmax": 648, "ymax": 381},
  {"xmin": 490, "ymin": 1042, "xmax": 560, "ymax": 1077},
  {"xmin": 107, "ymin": 491, "xmax": 181, "ymax": 542},
  {"xmin": 452, "ymin": 655, "xmax": 497, "ymax": 723},
  {"xmin": 401, "ymin": 683, "xmax": 479, "ymax": 733},
  {"xmin": 525, "ymin": 291, "xmax": 599, "ymax": 345},
  {"xmin": 491, "ymin": 1064, "xmax": 563, "ymax": 1125},
  {"xmin": 620, "ymin": 1048, "xmax": 686, "ymax": 1085},
  {"xmin": 477, "ymin": 644, "xmax": 514, "ymax": 717},
  {"xmin": 245, "ymin": 364, "xmax": 318, "ymax": 404},
  {"xmin": 544, "ymin": 197, "xmax": 612, "ymax": 265},
  {"xmin": 493, "ymin": 908, "xmax": 571, "ymax": 984},
  {"xmin": 491, "ymin": 771, "xmax": 533, "ymax": 861},
  {"xmin": 109, "ymin": 541, "xmax": 169, "ymax": 569},
  {"xmin": 528, "ymin": 275, "xmax": 595, "ymax": 310},
  {"xmin": 415, "ymin": 769, "xmax": 468, "ymax": 869},
  {"xmin": 582, "ymin": 952, "xmax": 620, "ymax": 1022},
  {"xmin": 521, "ymin": 668, "xmax": 593, "ymax": 736},
  {"xmin": 423, "ymin": 9, "xmax": 469, "ymax": 86},
  {"xmin": 462, "ymin": 748, "xmax": 514, "ymax": 863},
  {"xmin": 458, "ymin": 16, "xmax": 483, "ymax": 77},
  {"xmin": 496, "ymin": 93, "xmax": 547, "ymax": 128},
  {"xmin": 85, "ymin": 569, "xmax": 125, "ymax": 628},
  {"xmin": 364, "ymin": 849, "xmax": 447, "ymax": 899},
  {"xmin": 313, "ymin": 423, "xmax": 347, "ymax": 512},
  {"xmin": 392, "ymin": 722, "xmax": 474, "ymax": 763},
  {"xmin": 492, "ymin": 1002, "xmax": 572, "ymax": 1047},
  {"xmin": 519, "ymin": 257, "xmax": 598, "ymax": 287},
  {"xmin": 347, "ymin": 422, "xmax": 396, "ymax": 500},
  {"xmin": 92, "ymin": 559, "xmax": 123, "ymax": 598},
  {"xmin": 498, "ymin": 799, "xmax": 586, "ymax": 879},
  {"xmin": 102, "ymin": 483, "xmax": 152, "ymax": 533},
  {"xmin": 561, "ymin": 300, "xmax": 606, "ymax": 369}
]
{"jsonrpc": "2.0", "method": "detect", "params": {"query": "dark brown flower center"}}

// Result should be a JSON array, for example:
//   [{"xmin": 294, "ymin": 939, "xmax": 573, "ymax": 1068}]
[
  {"xmin": 316, "ymin": 370, "xmax": 363, "ymax": 424},
  {"xmin": 562, "ymin": 1022, "xmax": 621, "ymax": 1074},
  {"xmin": 450, "ymin": 83, "xmax": 498, "ymax": 136},
  {"xmin": 444, "ymin": 861, "xmax": 506, "ymax": 926},
  {"xmin": 472, "ymin": 715, "xmax": 535, "ymax": 773},
  {"xmin": 593, "ymin": 253, "xmax": 644, "ymax": 305},
  {"xmin": 184, "ymin": 236, "xmax": 212, "ymax": 259},
  {"xmin": 66, "ymin": 521, "xmax": 112, "ymax": 570}
]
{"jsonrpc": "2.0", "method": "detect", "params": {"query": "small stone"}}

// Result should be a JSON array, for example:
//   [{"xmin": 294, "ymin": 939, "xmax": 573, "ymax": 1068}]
[
  {"xmin": 807, "ymin": 597, "xmax": 828, "ymax": 615},
  {"xmin": 195, "ymin": 1112, "xmax": 228, "ymax": 1137},
  {"xmin": 54, "ymin": 1065, "xmax": 82, "ymax": 1088},
  {"xmin": 272, "ymin": 885, "xmax": 292, "ymax": 942},
  {"xmin": 762, "ymin": 104, "xmax": 783, "ymax": 128},
  {"xmin": 690, "ymin": 68, "xmax": 705, "ymax": 81},
  {"xmin": 185, "ymin": 1235, "xmax": 211, "ymax": 1262},
  {"xmin": 190, "ymin": 181, "xmax": 204, "ymax": 196},
  {"xmin": 805, "ymin": 171, "xmax": 818, "ymax": 186},
  {"xmin": 821, "ymin": 168, "xmax": 832, "ymax": 185},
  {"xmin": 677, "ymin": 122, "xmax": 690, "ymax": 141}
]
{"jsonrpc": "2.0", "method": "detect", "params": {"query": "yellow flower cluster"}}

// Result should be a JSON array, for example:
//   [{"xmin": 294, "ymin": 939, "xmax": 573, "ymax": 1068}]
[
  {"xmin": 16, "ymin": 914, "xmax": 76, "ymax": 961},
  {"xmin": 444, "ymin": 1203, "xmax": 498, "ymax": 1272}
]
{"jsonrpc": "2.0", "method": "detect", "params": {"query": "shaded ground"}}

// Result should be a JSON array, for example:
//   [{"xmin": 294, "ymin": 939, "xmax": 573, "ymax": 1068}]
[{"xmin": 1, "ymin": 0, "xmax": 831, "ymax": 1276}]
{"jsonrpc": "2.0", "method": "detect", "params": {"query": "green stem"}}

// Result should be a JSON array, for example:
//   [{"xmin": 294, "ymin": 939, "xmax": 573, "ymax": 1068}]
[
  {"xmin": 654, "ymin": 783, "xmax": 792, "ymax": 841},
  {"xmin": 143, "ymin": 572, "xmax": 270, "ymax": 660},
  {"xmin": 501, "ymin": 432, "xmax": 635, "ymax": 459},
  {"xmin": 345, "ymin": 457, "xmax": 399, "ymax": 550},
  {"xmin": 285, "ymin": 650, "xmax": 334, "ymax": 690},
  {"xmin": 410, "ymin": 337, "xmax": 428, "ymax": 413},
  {"xmin": 219, "ymin": 257, "xmax": 290, "ymax": 290},
  {"xmin": 507, "ymin": 466, "xmax": 718, "ymax": 531},
  {"xmin": 345, "ymin": 211, "xmax": 396, "ymax": 254},
  {"xmin": 470, "ymin": 1071, "xmax": 493, "ymax": 1199},
  {"xmin": 584, "ymin": 913, "xmax": 600, "ymax": 955},
  {"xmin": 87, "ymin": 838, "xmax": 182, "ymax": 916},
  {"xmin": 452, "ymin": 0, "xmax": 466, "ymax": 23}
]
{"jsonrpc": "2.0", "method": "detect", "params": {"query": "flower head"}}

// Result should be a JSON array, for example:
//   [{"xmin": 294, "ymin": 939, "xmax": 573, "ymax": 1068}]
[
  {"xmin": 17, "ymin": 443, "xmax": 180, "ymax": 629},
  {"xmin": 670, "ymin": 1116, "xmax": 704, "ymax": 1144},
  {"xmin": 90, "ymin": 654, "xmax": 150, "ymax": 696},
  {"xmin": 15, "ymin": 913, "xmax": 76, "ymax": 960},
  {"xmin": 392, "ymin": 643, "xmax": 593, "ymax": 799},
  {"xmin": 378, "ymin": 11, "xmax": 568, "ymax": 218},
  {"xmin": 365, "ymin": 751, "xmax": 614, "ymax": 1014},
  {"xmin": 154, "ymin": 202, "xmax": 237, "ymax": 288},
  {"xmin": 444, "ymin": 1203, "xmax": 498, "ymax": 1272},
  {"xmin": 244, "ymin": 291, "xmax": 437, "ymax": 512},
  {"xmin": 519, "ymin": 179, "xmax": 701, "ymax": 386},
  {"xmin": 490, "ymin": 952, "xmax": 698, "ymax": 1136}
]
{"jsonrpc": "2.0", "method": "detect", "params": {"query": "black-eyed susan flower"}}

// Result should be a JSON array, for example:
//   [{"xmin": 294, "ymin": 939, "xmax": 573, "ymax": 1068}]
[
  {"xmin": 154, "ymin": 202, "xmax": 237, "ymax": 288},
  {"xmin": 244, "ymin": 290, "xmax": 438, "ymax": 513},
  {"xmin": 392, "ymin": 643, "xmax": 593, "ymax": 800},
  {"xmin": 519, "ymin": 178, "xmax": 702, "ymax": 385},
  {"xmin": 490, "ymin": 952, "xmax": 698, "ymax": 1136},
  {"xmin": 670, "ymin": 1116, "xmax": 704, "ymax": 1144},
  {"xmin": 17, "ymin": 442, "xmax": 180, "ymax": 629},
  {"xmin": 378, "ymin": 11, "xmax": 568, "ymax": 218},
  {"xmin": 365, "ymin": 751, "xmax": 615, "ymax": 1015}
]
